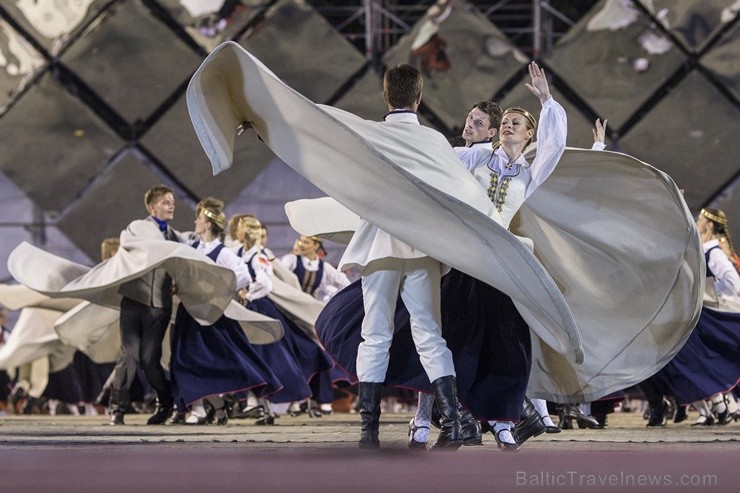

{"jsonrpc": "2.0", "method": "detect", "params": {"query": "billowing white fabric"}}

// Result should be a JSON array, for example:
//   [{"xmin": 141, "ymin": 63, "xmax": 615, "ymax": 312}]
[
  {"xmin": 511, "ymin": 148, "xmax": 703, "ymax": 401},
  {"xmin": 284, "ymin": 198, "xmax": 361, "ymax": 246},
  {"xmin": 186, "ymin": 41, "xmax": 582, "ymax": 364},
  {"xmin": 0, "ymin": 284, "xmax": 79, "ymax": 312},
  {"xmin": 0, "ymin": 284, "xmax": 113, "ymax": 367},
  {"xmin": 186, "ymin": 42, "xmax": 703, "ymax": 401},
  {"xmin": 0, "ymin": 307, "xmax": 75, "ymax": 372},
  {"xmin": 7, "ymin": 219, "xmax": 283, "ymax": 345},
  {"xmin": 53, "ymin": 301, "xmax": 121, "ymax": 363}
]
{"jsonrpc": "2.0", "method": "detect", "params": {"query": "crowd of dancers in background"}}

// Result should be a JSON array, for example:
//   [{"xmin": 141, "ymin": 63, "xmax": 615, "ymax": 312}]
[{"xmin": 1, "ymin": 61, "xmax": 737, "ymax": 452}]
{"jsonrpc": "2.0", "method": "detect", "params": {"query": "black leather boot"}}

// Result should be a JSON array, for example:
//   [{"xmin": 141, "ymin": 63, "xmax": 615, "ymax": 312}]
[
  {"xmin": 512, "ymin": 397, "xmax": 547, "ymax": 445},
  {"xmin": 357, "ymin": 382, "xmax": 382, "ymax": 449},
  {"xmin": 459, "ymin": 405, "xmax": 482, "ymax": 446},
  {"xmin": 431, "ymin": 375, "xmax": 463, "ymax": 450}
]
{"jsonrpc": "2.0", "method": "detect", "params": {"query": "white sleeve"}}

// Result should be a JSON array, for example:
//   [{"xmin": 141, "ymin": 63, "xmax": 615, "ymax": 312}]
[
  {"xmin": 709, "ymin": 249, "xmax": 740, "ymax": 297},
  {"xmin": 216, "ymin": 247, "xmax": 252, "ymax": 290},
  {"xmin": 322, "ymin": 262, "xmax": 350, "ymax": 291},
  {"xmin": 247, "ymin": 253, "xmax": 274, "ymax": 301},
  {"xmin": 591, "ymin": 141, "xmax": 606, "ymax": 151},
  {"xmin": 526, "ymin": 97, "xmax": 567, "ymax": 198},
  {"xmin": 280, "ymin": 253, "xmax": 297, "ymax": 271},
  {"xmin": 454, "ymin": 146, "xmax": 493, "ymax": 173}
]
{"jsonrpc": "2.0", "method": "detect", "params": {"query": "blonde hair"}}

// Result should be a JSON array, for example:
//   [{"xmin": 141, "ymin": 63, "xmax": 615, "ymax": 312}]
[
  {"xmin": 228, "ymin": 213, "xmax": 250, "ymax": 241},
  {"xmin": 239, "ymin": 215, "xmax": 262, "ymax": 248},
  {"xmin": 196, "ymin": 197, "xmax": 226, "ymax": 240},
  {"xmin": 100, "ymin": 237, "xmax": 120, "ymax": 260}
]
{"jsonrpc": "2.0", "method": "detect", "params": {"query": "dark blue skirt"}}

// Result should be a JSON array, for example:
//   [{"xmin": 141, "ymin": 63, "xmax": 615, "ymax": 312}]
[
  {"xmin": 316, "ymin": 269, "xmax": 532, "ymax": 421},
  {"xmin": 651, "ymin": 306, "xmax": 740, "ymax": 404},
  {"xmin": 170, "ymin": 304, "xmax": 283, "ymax": 410},
  {"xmin": 247, "ymin": 297, "xmax": 335, "ymax": 403}
]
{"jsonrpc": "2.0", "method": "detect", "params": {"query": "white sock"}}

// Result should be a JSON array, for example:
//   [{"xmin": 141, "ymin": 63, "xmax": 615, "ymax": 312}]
[
  {"xmin": 693, "ymin": 399, "xmax": 712, "ymax": 417},
  {"xmin": 411, "ymin": 393, "xmax": 433, "ymax": 443},
  {"xmin": 492, "ymin": 421, "xmax": 515, "ymax": 445},
  {"xmin": 259, "ymin": 398, "xmax": 274, "ymax": 416},
  {"xmin": 530, "ymin": 398, "xmax": 554, "ymax": 426},
  {"xmin": 189, "ymin": 400, "xmax": 206, "ymax": 418},
  {"xmin": 530, "ymin": 398, "xmax": 547, "ymax": 417},
  {"xmin": 725, "ymin": 393, "xmax": 739, "ymax": 413},
  {"xmin": 245, "ymin": 391, "xmax": 259, "ymax": 409},
  {"xmin": 581, "ymin": 402, "xmax": 591, "ymax": 415}
]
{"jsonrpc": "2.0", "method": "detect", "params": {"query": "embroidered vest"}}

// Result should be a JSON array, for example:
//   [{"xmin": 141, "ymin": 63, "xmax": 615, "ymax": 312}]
[{"xmin": 293, "ymin": 254, "xmax": 324, "ymax": 296}]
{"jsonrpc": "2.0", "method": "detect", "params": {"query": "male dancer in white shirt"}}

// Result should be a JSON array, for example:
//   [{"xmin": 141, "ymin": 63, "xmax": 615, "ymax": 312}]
[{"xmin": 340, "ymin": 64, "xmax": 462, "ymax": 450}]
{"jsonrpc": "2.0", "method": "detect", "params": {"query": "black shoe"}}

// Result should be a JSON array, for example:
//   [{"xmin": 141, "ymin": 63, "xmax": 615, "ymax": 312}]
[
  {"xmin": 592, "ymin": 413, "xmax": 608, "ymax": 428},
  {"xmin": 493, "ymin": 428, "xmax": 519, "ymax": 452},
  {"xmin": 147, "ymin": 403, "xmax": 173, "ymax": 425},
  {"xmin": 576, "ymin": 414, "xmax": 602, "ymax": 429},
  {"xmin": 255, "ymin": 413, "xmax": 276, "ymax": 426},
  {"xmin": 232, "ymin": 404, "xmax": 265, "ymax": 420},
  {"xmin": 646, "ymin": 400, "xmax": 668, "ymax": 427},
  {"xmin": 673, "ymin": 405, "xmax": 687, "ymax": 423},
  {"xmin": 168, "ymin": 411, "xmax": 186, "ymax": 425},
  {"xmin": 646, "ymin": 413, "xmax": 665, "ymax": 427},
  {"xmin": 214, "ymin": 409, "xmax": 228, "ymax": 426},
  {"xmin": 691, "ymin": 414, "xmax": 714, "ymax": 426},
  {"xmin": 110, "ymin": 410, "xmax": 125, "ymax": 426},
  {"xmin": 8, "ymin": 387, "xmax": 26, "ymax": 414},
  {"xmin": 407, "ymin": 418, "xmax": 429, "ymax": 450},
  {"xmin": 561, "ymin": 404, "xmax": 600, "ymax": 429},
  {"xmin": 545, "ymin": 425, "xmax": 561, "ymax": 433}
]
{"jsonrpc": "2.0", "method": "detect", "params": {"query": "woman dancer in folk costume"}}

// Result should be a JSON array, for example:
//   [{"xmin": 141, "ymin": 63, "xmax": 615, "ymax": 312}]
[
  {"xmin": 169, "ymin": 198, "xmax": 282, "ymax": 425},
  {"xmin": 648, "ymin": 208, "xmax": 740, "ymax": 426},
  {"xmin": 236, "ymin": 215, "xmax": 335, "ymax": 425}
]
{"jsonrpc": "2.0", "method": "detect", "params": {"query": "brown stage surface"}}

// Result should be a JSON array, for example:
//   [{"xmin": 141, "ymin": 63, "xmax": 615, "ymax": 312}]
[{"xmin": 1, "ymin": 411, "xmax": 738, "ymax": 492}]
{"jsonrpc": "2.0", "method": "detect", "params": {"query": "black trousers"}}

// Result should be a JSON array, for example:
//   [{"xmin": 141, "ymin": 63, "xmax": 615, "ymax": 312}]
[{"xmin": 111, "ymin": 297, "xmax": 172, "ymax": 410}]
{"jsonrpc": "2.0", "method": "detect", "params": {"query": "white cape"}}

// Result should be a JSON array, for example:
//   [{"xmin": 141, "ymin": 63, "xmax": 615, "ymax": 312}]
[
  {"xmin": 186, "ymin": 42, "xmax": 703, "ymax": 401},
  {"xmin": 7, "ymin": 220, "xmax": 283, "ymax": 345}
]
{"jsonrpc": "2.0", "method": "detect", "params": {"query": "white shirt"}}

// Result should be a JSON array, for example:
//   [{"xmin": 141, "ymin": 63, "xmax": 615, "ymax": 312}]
[
  {"xmin": 240, "ymin": 245, "xmax": 274, "ymax": 301},
  {"xmin": 191, "ymin": 238, "xmax": 251, "ymax": 290},
  {"xmin": 280, "ymin": 253, "xmax": 351, "ymax": 302},
  {"xmin": 340, "ymin": 111, "xmax": 429, "ymax": 270},
  {"xmin": 454, "ymin": 97, "xmax": 567, "ymax": 229},
  {"xmin": 704, "ymin": 239, "xmax": 740, "ymax": 297}
]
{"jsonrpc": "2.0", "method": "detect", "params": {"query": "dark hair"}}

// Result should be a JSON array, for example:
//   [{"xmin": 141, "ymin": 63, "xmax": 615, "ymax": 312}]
[
  {"xmin": 383, "ymin": 64, "xmax": 423, "ymax": 109},
  {"xmin": 472, "ymin": 100, "xmax": 503, "ymax": 131}
]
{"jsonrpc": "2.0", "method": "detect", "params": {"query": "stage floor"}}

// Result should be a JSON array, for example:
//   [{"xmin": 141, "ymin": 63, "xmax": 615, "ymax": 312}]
[{"xmin": 1, "ymin": 411, "xmax": 738, "ymax": 492}]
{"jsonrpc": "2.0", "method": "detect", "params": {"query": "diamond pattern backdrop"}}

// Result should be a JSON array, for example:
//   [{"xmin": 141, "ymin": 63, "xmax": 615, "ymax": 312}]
[{"xmin": 0, "ymin": 0, "xmax": 737, "ymax": 282}]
